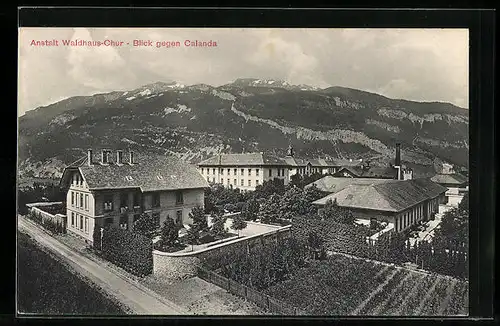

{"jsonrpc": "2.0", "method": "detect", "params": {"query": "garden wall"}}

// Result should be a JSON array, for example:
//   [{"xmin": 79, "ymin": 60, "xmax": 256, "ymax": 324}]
[
  {"xmin": 152, "ymin": 223, "xmax": 291, "ymax": 279},
  {"xmin": 26, "ymin": 202, "xmax": 67, "ymax": 233}
]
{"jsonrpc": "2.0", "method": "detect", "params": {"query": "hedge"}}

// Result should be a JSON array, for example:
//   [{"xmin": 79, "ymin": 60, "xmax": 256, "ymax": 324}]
[{"xmin": 100, "ymin": 225, "xmax": 153, "ymax": 277}]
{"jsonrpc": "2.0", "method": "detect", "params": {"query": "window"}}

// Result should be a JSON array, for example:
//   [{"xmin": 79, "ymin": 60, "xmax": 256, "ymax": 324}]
[
  {"xmin": 133, "ymin": 214, "xmax": 140, "ymax": 223},
  {"xmin": 256, "ymin": 169, "xmax": 259, "ymax": 176},
  {"xmin": 234, "ymin": 168, "xmax": 237, "ymax": 175},
  {"xmin": 152, "ymin": 193, "xmax": 160, "ymax": 208},
  {"xmin": 152, "ymin": 212, "xmax": 160, "ymax": 227},
  {"xmin": 85, "ymin": 194, "xmax": 89, "ymax": 211},
  {"xmin": 248, "ymin": 180, "xmax": 251, "ymax": 186},
  {"xmin": 277, "ymin": 169, "xmax": 281, "ymax": 177},
  {"xmin": 241, "ymin": 169, "xmax": 244, "ymax": 175},
  {"xmin": 256, "ymin": 180, "xmax": 260, "ymax": 185},
  {"xmin": 221, "ymin": 169, "xmax": 224, "ymax": 176},
  {"xmin": 227, "ymin": 168, "xmax": 231, "ymax": 175},
  {"xmin": 80, "ymin": 175, "xmax": 83, "ymax": 186},
  {"xmin": 71, "ymin": 191, "xmax": 75, "ymax": 206},
  {"xmin": 201, "ymin": 168, "xmax": 204, "ymax": 174},
  {"xmin": 176, "ymin": 210, "xmax": 183, "ymax": 225},
  {"xmin": 133, "ymin": 193, "xmax": 140, "ymax": 207},
  {"xmin": 241, "ymin": 179, "xmax": 244, "ymax": 186},
  {"xmin": 227, "ymin": 179, "xmax": 230, "ymax": 185},
  {"xmin": 85, "ymin": 217, "xmax": 88, "ymax": 233},
  {"xmin": 120, "ymin": 192, "xmax": 128, "ymax": 208},
  {"xmin": 212, "ymin": 168, "xmax": 216, "ymax": 174},
  {"xmin": 269, "ymin": 169, "xmax": 272, "ymax": 177},
  {"xmin": 119, "ymin": 215, "xmax": 128, "ymax": 230},
  {"xmin": 213, "ymin": 177, "xmax": 216, "ymax": 183},
  {"xmin": 80, "ymin": 215, "xmax": 83, "ymax": 230},
  {"xmin": 103, "ymin": 195, "xmax": 113, "ymax": 211},
  {"xmin": 248, "ymin": 168, "xmax": 251, "ymax": 176},
  {"xmin": 80, "ymin": 194, "xmax": 84, "ymax": 208},
  {"xmin": 282, "ymin": 168, "xmax": 285, "ymax": 176},
  {"xmin": 220, "ymin": 178, "xmax": 223, "ymax": 183},
  {"xmin": 125, "ymin": 176, "xmax": 133, "ymax": 181},
  {"xmin": 234, "ymin": 179, "xmax": 237, "ymax": 185},
  {"xmin": 176, "ymin": 191, "xmax": 184, "ymax": 205},
  {"xmin": 157, "ymin": 175, "xmax": 164, "ymax": 180},
  {"xmin": 71, "ymin": 212, "xmax": 75, "ymax": 227}
]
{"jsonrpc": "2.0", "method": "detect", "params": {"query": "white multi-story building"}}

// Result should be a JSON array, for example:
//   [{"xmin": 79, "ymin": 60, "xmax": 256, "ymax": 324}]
[{"xmin": 60, "ymin": 149, "xmax": 208, "ymax": 243}]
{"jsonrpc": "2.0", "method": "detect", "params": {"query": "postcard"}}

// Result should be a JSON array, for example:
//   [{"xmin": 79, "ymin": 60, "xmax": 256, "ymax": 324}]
[{"xmin": 18, "ymin": 26, "xmax": 469, "ymax": 316}]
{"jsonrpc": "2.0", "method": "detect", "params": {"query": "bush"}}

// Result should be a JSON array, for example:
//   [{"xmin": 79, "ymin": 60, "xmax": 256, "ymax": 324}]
[
  {"xmin": 101, "ymin": 225, "xmax": 153, "ymax": 277},
  {"xmin": 132, "ymin": 213, "xmax": 157, "ymax": 239},
  {"xmin": 158, "ymin": 217, "xmax": 178, "ymax": 250}
]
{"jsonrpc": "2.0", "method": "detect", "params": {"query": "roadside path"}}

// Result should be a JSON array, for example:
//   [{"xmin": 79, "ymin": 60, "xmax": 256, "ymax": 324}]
[{"xmin": 18, "ymin": 216, "xmax": 187, "ymax": 315}]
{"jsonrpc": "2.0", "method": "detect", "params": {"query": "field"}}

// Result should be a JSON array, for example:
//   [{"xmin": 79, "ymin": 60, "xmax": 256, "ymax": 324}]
[
  {"xmin": 17, "ymin": 231, "xmax": 126, "ymax": 315},
  {"xmin": 264, "ymin": 254, "xmax": 468, "ymax": 316}
]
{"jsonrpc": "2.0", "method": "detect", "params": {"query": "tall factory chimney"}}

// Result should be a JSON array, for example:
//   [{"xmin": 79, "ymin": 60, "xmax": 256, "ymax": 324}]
[
  {"xmin": 395, "ymin": 143, "xmax": 402, "ymax": 180},
  {"xmin": 395, "ymin": 143, "xmax": 401, "ymax": 167}
]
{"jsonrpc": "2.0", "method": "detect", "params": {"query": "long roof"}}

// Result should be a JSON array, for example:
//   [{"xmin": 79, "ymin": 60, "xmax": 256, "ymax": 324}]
[
  {"xmin": 430, "ymin": 173, "xmax": 468, "ymax": 185},
  {"xmin": 312, "ymin": 178, "xmax": 447, "ymax": 213},
  {"xmin": 198, "ymin": 152, "xmax": 288, "ymax": 166},
  {"xmin": 60, "ymin": 154, "xmax": 209, "ymax": 192},
  {"xmin": 305, "ymin": 175, "xmax": 399, "ymax": 193},
  {"xmin": 198, "ymin": 153, "xmax": 361, "ymax": 168}
]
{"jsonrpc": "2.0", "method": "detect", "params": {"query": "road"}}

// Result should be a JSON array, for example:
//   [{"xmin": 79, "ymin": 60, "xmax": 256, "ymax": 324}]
[{"xmin": 18, "ymin": 217, "xmax": 187, "ymax": 315}]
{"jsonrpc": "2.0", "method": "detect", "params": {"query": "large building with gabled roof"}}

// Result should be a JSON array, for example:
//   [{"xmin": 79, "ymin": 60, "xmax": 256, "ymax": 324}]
[
  {"xmin": 309, "ymin": 176, "xmax": 447, "ymax": 233},
  {"xmin": 59, "ymin": 149, "xmax": 208, "ymax": 243}
]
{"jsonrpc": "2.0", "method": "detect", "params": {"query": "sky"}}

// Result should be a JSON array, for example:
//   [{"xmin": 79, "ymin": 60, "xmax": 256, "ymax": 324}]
[{"xmin": 18, "ymin": 28, "xmax": 469, "ymax": 116}]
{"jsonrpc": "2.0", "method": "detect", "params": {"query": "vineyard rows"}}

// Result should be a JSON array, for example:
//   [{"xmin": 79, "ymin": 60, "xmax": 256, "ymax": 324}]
[{"xmin": 265, "ymin": 254, "xmax": 468, "ymax": 316}]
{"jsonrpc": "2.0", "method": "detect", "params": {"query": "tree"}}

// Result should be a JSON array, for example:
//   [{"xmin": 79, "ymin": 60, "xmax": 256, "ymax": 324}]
[
  {"xmin": 132, "ymin": 212, "xmax": 157, "ymax": 238},
  {"xmin": 318, "ymin": 199, "xmax": 355, "ymax": 224},
  {"xmin": 258, "ymin": 193, "xmax": 281, "ymax": 224},
  {"xmin": 158, "ymin": 217, "xmax": 178, "ymax": 249},
  {"xmin": 241, "ymin": 198, "xmax": 260, "ymax": 221},
  {"xmin": 189, "ymin": 206, "xmax": 208, "ymax": 232},
  {"xmin": 304, "ymin": 183, "xmax": 327, "ymax": 203},
  {"xmin": 253, "ymin": 178, "xmax": 286, "ymax": 199},
  {"xmin": 185, "ymin": 225, "xmax": 200, "ymax": 251},
  {"xmin": 210, "ymin": 211, "xmax": 227, "ymax": 237},
  {"xmin": 231, "ymin": 214, "xmax": 247, "ymax": 237},
  {"xmin": 307, "ymin": 231, "xmax": 325, "ymax": 260}
]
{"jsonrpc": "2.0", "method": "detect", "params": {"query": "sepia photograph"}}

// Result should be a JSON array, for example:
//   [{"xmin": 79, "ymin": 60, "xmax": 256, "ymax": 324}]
[{"xmin": 17, "ymin": 27, "xmax": 469, "ymax": 316}]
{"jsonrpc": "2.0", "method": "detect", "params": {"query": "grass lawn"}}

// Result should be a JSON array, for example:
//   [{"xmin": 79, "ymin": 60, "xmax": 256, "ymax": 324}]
[{"xmin": 17, "ymin": 231, "xmax": 127, "ymax": 315}]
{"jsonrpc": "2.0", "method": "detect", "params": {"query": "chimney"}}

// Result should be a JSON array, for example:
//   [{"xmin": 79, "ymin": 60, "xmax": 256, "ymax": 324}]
[
  {"xmin": 116, "ymin": 150, "xmax": 123, "ymax": 165},
  {"xmin": 129, "ymin": 151, "xmax": 135, "ymax": 165},
  {"xmin": 395, "ymin": 143, "xmax": 401, "ymax": 167},
  {"xmin": 87, "ymin": 149, "xmax": 93, "ymax": 166}
]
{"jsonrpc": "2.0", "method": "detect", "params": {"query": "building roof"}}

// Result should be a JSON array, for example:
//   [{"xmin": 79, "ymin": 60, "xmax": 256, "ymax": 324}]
[
  {"xmin": 198, "ymin": 152, "xmax": 288, "ymax": 166},
  {"xmin": 60, "ymin": 154, "xmax": 209, "ymax": 192},
  {"xmin": 199, "ymin": 152, "xmax": 363, "ymax": 168},
  {"xmin": 312, "ymin": 178, "xmax": 447, "ymax": 213},
  {"xmin": 305, "ymin": 175, "xmax": 399, "ymax": 194},
  {"xmin": 332, "ymin": 165, "xmax": 396, "ymax": 179},
  {"xmin": 430, "ymin": 173, "xmax": 468, "ymax": 185}
]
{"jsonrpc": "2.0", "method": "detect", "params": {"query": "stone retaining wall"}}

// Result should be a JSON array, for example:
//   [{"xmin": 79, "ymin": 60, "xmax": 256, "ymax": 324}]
[{"xmin": 152, "ymin": 223, "xmax": 291, "ymax": 279}]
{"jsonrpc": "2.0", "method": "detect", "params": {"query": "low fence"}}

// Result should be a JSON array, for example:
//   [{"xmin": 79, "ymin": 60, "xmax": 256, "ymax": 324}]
[
  {"xmin": 26, "ymin": 202, "xmax": 66, "ymax": 234},
  {"xmin": 197, "ymin": 265, "xmax": 300, "ymax": 315}
]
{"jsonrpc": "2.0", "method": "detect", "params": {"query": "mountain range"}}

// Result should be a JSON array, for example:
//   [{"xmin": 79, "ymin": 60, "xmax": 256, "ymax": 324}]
[{"xmin": 18, "ymin": 78, "xmax": 469, "ymax": 180}]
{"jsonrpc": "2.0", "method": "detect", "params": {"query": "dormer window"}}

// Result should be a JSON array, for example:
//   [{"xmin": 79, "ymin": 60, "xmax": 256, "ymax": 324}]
[
  {"xmin": 125, "ymin": 176, "xmax": 133, "ymax": 181},
  {"xmin": 157, "ymin": 175, "xmax": 164, "ymax": 180}
]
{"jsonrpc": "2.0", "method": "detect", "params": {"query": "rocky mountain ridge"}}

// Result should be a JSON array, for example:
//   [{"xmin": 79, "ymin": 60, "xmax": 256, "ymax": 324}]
[{"xmin": 18, "ymin": 79, "xmax": 468, "ymax": 180}]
